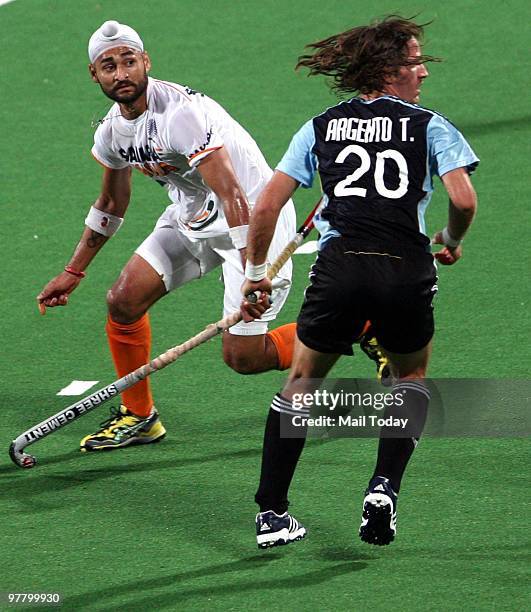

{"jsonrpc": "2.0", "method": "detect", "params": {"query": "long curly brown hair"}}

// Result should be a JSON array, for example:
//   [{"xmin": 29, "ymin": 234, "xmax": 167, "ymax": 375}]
[{"xmin": 296, "ymin": 15, "xmax": 440, "ymax": 95}]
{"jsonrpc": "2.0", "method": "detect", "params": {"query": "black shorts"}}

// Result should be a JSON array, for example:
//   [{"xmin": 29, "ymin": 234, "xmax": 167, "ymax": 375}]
[{"xmin": 297, "ymin": 237, "xmax": 437, "ymax": 355}]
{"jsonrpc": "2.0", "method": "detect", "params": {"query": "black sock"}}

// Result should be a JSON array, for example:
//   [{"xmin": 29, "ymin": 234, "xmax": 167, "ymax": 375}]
[
  {"xmin": 372, "ymin": 381, "xmax": 430, "ymax": 493},
  {"xmin": 255, "ymin": 394, "xmax": 308, "ymax": 514}
]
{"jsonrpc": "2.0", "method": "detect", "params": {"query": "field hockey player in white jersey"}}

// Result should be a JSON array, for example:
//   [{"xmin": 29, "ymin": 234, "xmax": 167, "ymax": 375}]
[{"xmin": 37, "ymin": 21, "xmax": 385, "ymax": 451}]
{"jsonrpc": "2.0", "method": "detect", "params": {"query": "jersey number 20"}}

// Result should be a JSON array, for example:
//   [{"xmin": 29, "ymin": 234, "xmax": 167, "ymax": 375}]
[{"xmin": 333, "ymin": 144, "xmax": 409, "ymax": 199}]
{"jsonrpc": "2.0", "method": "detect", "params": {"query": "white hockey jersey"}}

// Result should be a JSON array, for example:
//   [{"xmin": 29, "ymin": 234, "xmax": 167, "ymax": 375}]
[{"xmin": 91, "ymin": 77, "xmax": 273, "ymax": 236}]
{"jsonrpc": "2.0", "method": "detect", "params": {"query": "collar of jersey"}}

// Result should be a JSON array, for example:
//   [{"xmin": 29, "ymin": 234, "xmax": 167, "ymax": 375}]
[{"xmin": 356, "ymin": 94, "xmax": 401, "ymax": 104}]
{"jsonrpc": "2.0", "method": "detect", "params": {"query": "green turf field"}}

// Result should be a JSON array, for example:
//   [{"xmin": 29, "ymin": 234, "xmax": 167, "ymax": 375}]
[{"xmin": 1, "ymin": 0, "xmax": 530, "ymax": 610}]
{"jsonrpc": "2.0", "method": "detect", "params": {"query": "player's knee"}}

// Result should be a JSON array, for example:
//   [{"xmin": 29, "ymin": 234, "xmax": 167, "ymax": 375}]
[
  {"xmin": 106, "ymin": 287, "xmax": 142, "ymax": 324},
  {"xmin": 222, "ymin": 347, "xmax": 259, "ymax": 375}
]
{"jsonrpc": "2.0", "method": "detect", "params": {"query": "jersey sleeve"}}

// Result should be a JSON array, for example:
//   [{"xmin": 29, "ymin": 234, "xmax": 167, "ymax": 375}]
[
  {"xmin": 427, "ymin": 114, "xmax": 479, "ymax": 177},
  {"xmin": 276, "ymin": 119, "xmax": 318, "ymax": 188},
  {"xmin": 91, "ymin": 123, "xmax": 129, "ymax": 170},
  {"xmin": 167, "ymin": 101, "xmax": 224, "ymax": 167}
]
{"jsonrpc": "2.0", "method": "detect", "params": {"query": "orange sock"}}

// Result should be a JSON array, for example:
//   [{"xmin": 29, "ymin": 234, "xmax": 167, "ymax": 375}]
[
  {"xmin": 106, "ymin": 313, "xmax": 154, "ymax": 418},
  {"xmin": 267, "ymin": 322, "xmax": 297, "ymax": 370}
]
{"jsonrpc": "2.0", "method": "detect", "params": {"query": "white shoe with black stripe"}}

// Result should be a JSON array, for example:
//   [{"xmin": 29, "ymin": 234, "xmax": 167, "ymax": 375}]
[
  {"xmin": 256, "ymin": 510, "xmax": 307, "ymax": 549},
  {"xmin": 359, "ymin": 476, "xmax": 398, "ymax": 545}
]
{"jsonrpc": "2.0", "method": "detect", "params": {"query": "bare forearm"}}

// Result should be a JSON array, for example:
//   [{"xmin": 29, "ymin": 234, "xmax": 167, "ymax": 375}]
[
  {"xmin": 197, "ymin": 148, "xmax": 250, "ymax": 229},
  {"xmin": 68, "ymin": 165, "xmax": 131, "ymax": 270},
  {"xmin": 247, "ymin": 171, "xmax": 298, "ymax": 264},
  {"xmin": 447, "ymin": 198, "xmax": 476, "ymax": 241},
  {"xmin": 247, "ymin": 200, "xmax": 280, "ymax": 264},
  {"xmin": 432, "ymin": 169, "xmax": 477, "ymax": 265},
  {"xmin": 68, "ymin": 226, "xmax": 109, "ymax": 271},
  {"xmin": 441, "ymin": 168, "xmax": 477, "ymax": 241},
  {"xmin": 68, "ymin": 192, "xmax": 127, "ymax": 271},
  {"xmin": 37, "ymin": 166, "xmax": 130, "ymax": 311},
  {"xmin": 222, "ymin": 192, "xmax": 250, "ymax": 228}
]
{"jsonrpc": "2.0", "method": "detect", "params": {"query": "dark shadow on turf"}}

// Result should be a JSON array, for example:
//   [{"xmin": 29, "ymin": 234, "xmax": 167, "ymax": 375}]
[
  {"xmin": 0, "ymin": 440, "xmax": 186, "ymax": 475},
  {"xmin": 378, "ymin": 542, "xmax": 531, "ymax": 561},
  {"xmin": 0, "ymin": 449, "xmax": 81, "ymax": 475},
  {"xmin": 62, "ymin": 557, "xmax": 367, "ymax": 610},
  {"xmin": 316, "ymin": 545, "xmax": 377, "ymax": 562},
  {"xmin": 0, "ymin": 438, "xmax": 339, "ymax": 497},
  {"xmin": 0, "ymin": 447, "xmax": 260, "ymax": 501}
]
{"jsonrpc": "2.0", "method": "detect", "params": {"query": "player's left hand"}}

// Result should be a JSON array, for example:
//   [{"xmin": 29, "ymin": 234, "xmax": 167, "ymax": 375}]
[
  {"xmin": 431, "ymin": 230, "xmax": 462, "ymax": 265},
  {"xmin": 240, "ymin": 278, "xmax": 272, "ymax": 322}
]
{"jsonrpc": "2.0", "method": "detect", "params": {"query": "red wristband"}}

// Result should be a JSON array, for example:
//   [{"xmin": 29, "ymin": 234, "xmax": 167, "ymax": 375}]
[{"xmin": 64, "ymin": 265, "xmax": 86, "ymax": 278}]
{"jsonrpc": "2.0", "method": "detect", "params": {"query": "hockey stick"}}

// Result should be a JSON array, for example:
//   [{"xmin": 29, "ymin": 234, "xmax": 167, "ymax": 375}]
[{"xmin": 10, "ymin": 198, "xmax": 324, "ymax": 468}]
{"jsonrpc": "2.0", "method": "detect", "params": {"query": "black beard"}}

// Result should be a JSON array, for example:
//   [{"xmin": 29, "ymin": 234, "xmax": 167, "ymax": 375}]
[{"xmin": 101, "ymin": 73, "xmax": 148, "ymax": 104}]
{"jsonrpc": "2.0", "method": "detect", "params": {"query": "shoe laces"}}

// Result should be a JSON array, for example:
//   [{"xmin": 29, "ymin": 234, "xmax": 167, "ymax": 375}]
[{"xmin": 96, "ymin": 405, "xmax": 127, "ymax": 431}]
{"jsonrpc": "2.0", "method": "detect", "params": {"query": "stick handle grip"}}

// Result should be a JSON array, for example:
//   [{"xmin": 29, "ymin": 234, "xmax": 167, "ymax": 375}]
[{"xmin": 266, "ymin": 234, "xmax": 304, "ymax": 280}]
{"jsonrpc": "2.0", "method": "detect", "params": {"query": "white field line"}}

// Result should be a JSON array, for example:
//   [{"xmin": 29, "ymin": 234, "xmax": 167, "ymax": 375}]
[
  {"xmin": 57, "ymin": 380, "xmax": 99, "ymax": 396},
  {"xmin": 0, "ymin": 0, "xmax": 17, "ymax": 7}
]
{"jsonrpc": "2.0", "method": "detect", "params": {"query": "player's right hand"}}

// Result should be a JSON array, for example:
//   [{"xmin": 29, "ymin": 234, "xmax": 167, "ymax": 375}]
[
  {"xmin": 431, "ymin": 230, "xmax": 463, "ymax": 265},
  {"xmin": 36, "ymin": 272, "xmax": 83, "ymax": 315},
  {"xmin": 240, "ymin": 278, "xmax": 272, "ymax": 322}
]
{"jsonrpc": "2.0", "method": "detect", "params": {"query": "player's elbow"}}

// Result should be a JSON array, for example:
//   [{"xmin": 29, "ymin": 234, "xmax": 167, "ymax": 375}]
[
  {"xmin": 94, "ymin": 187, "xmax": 131, "ymax": 216},
  {"xmin": 442, "ymin": 168, "xmax": 477, "ymax": 218},
  {"xmin": 94, "ymin": 194, "xmax": 126, "ymax": 216},
  {"xmin": 452, "ymin": 192, "xmax": 477, "ymax": 218}
]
